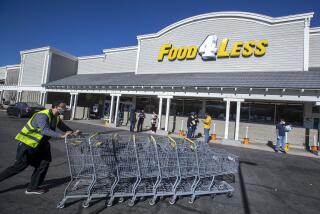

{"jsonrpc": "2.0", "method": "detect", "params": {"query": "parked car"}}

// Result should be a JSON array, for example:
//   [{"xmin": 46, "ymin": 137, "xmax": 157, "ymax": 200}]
[{"xmin": 7, "ymin": 102, "xmax": 45, "ymax": 118}]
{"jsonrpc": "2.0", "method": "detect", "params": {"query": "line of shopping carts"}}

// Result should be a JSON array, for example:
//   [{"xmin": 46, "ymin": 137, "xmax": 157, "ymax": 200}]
[{"xmin": 57, "ymin": 132, "xmax": 239, "ymax": 208}]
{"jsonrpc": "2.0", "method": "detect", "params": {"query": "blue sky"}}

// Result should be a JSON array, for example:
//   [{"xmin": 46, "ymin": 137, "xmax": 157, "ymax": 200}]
[{"xmin": 0, "ymin": 0, "xmax": 319, "ymax": 66}]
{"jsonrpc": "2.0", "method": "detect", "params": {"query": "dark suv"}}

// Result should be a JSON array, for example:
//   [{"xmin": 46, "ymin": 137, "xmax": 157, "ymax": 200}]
[{"xmin": 7, "ymin": 102, "xmax": 45, "ymax": 118}]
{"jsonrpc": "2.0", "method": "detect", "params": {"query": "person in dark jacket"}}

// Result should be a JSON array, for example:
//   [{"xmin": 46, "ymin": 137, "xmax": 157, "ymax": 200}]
[
  {"xmin": 187, "ymin": 113, "xmax": 194, "ymax": 138},
  {"xmin": 129, "ymin": 109, "xmax": 136, "ymax": 132},
  {"xmin": 137, "ymin": 109, "xmax": 146, "ymax": 132},
  {"xmin": 0, "ymin": 101, "xmax": 80, "ymax": 194},
  {"xmin": 191, "ymin": 113, "xmax": 199, "ymax": 138}
]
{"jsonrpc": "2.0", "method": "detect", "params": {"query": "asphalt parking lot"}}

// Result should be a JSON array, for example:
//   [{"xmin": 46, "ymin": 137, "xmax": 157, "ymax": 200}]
[{"xmin": 0, "ymin": 111, "xmax": 320, "ymax": 214}]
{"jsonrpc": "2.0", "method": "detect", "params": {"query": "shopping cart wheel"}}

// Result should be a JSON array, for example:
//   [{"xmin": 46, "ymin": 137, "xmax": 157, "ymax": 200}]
[
  {"xmin": 211, "ymin": 194, "xmax": 216, "ymax": 199},
  {"xmin": 82, "ymin": 201, "xmax": 90, "ymax": 208},
  {"xmin": 128, "ymin": 199, "xmax": 135, "ymax": 207},
  {"xmin": 188, "ymin": 196, "xmax": 195, "ymax": 204},
  {"xmin": 168, "ymin": 196, "xmax": 176, "ymax": 205},
  {"xmin": 56, "ymin": 201, "xmax": 65, "ymax": 209},
  {"xmin": 149, "ymin": 198, "xmax": 156, "ymax": 206},
  {"xmin": 218, "ymin": 184, "xmax": 224, "ymax": 190},
  {"xmin": 118, "ymin": 197, "xmax": 124, "ymax": 203},
  {"xmin": 227, "ymin": 192, "xmax": 233, "ymax": 198}
]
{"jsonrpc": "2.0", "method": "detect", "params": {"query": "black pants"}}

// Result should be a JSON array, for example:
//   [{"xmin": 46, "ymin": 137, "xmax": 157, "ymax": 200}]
[
  {"xmin": 130, "ymin": 121, "xmax": 136, "ymax": 132},
  {"xmin": 137, "ymin": 119, "xmax": 144, "ymax": 132},
  {"xmin": 151, "ymin": 124, "xmax": 157, "ymax": 132},
  {"xmin": 0, "ymin": 141, "xmax": 51, "ymax": 190}
]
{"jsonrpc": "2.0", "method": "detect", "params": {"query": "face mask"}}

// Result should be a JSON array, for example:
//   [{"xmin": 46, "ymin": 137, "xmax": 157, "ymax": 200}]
[{"xmin": 58, "ymin": 108, "xmax": 65, "ymax": 115}]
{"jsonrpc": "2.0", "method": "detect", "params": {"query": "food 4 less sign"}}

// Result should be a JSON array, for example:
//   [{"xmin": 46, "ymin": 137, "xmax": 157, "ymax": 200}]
[{"xmin": 157, "ymin": 35, "xmax": 268, "ymax": 61}]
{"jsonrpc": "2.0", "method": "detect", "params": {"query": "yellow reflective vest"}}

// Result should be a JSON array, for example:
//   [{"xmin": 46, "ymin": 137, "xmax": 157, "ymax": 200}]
[
  {"xmin": 15, "ymin": 109, "xmax": 60, "ymax": 148},
  {"xmin": 203, "ymin": 115, "xmax": 212, "ymax": 129}
]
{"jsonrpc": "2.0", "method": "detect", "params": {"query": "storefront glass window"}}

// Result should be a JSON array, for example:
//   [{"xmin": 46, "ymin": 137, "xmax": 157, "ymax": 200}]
[
  {"xmin": 206, "ymin": 100, "xmax": 226, "ymax": 120},
  {"xmin": 276, "ymin": 104, "xmax": 303, "ymax": 126}
]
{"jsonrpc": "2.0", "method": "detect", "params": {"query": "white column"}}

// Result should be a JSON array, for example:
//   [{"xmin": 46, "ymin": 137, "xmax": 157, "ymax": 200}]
[
  {"xmin": 0, "ymin": 91, "xmax": 3, "ymax": 104},
  {"xmin": 157, "ymin": 97, "xmax": 163, "ymax": 130},
  {"xmin": 224, "ymin": 100, "xmax": 230, "ymax": 139},
  {"xmin": 42, "ymin": 92, "xmax": 47, "ymax": 106},
  {"xmin": 69, "ymin": 94, "xmax": 74, "ymax": 110},
  {"xmin": 19, "ymin": 91, "xmax": 23, "ymax": 102},
  {"xmin": 234, "ymin": 101, "xmax": 241, "ymax": 140},
  {"xmin": 164, "ymin": 97, "xmax": 171, "ymax": 132},
  {"xmin": 71, "ymin": 93, "xmax": 78, "ymax": 120},
  {"xmin": 109, "ymin": 95, "xmax": 115, "ymax": 123},
  {"xmin": 303, "ymin": 17, "xmax": 310, "ymax": 71},
  {"xmin": 16, "ymin": 91, "xmax": 22, "ymax": 103},
  {"xmin": 114, "ymin": 95, "xmax": 121, "ymax": 126},
  {"xmin": 39, "ymin": 93, "xmax": 43, "ymax": 105}
]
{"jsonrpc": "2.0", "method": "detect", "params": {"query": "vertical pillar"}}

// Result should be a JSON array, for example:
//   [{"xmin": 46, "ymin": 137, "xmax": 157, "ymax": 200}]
[
  {"xmin": 224, "ymin": 100, "xmax": 230, "ymax": 139},
  {"xmin": 202, "ymin": 99, "xmax": 206, "ymax": 115},
  {"xmin": 109, "ymin": 95, "xmax": 115, "ymax": 123},
  {"xmin": 42, "ymin": 92, "xmax": 47, "ymax": 106},
  {"xmin": 71, "ymin": 93, "xmax": 78, "ymax": 120},
  {"xmin": 39, "ymin": 93, "xmax": 43, "ymax": 105},
  {"xmin": 164, "ymin": 97, "xmax": 171, "ymax": 132},
  {"xmin": 132, "ymin": 96, "xmax": 136, "ymax": 110},
  {"xmin": 157, "ymin": 96, "xmax": 163, "ymax": 130},
  {"xmin": 69, "ymin": 93, "xmax": 74, "ymax": 110},
  {"xmin": 114, "ymin": 95, "xmax": 121, "ymax": 126},
  {"xmin": 16, "ymin": 91, "xmax": 22, "ymax": 103},
  {"xmin": 273, "ymin": 104, "xmax": 277, "ymax": 124},
  {"xmin": 0, "ymin": 91, "xmax": 3, "ymax": 104},
  {"xmin": 235, "ymin": 101, "xmax": 241, "ymax": 140}
]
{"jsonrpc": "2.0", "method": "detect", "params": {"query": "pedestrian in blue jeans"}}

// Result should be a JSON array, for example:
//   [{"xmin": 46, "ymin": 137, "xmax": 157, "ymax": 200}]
[
  {"xmin": 203, "ymin": 113, "xmax": 212, "ymax": 143},
  {"xmin": 275, "ymin": 119, "xmax": 287, "ymax": 153},
  {"xmin": 187, "ymin": 114, "xmax": 193, "ymax": 138}
]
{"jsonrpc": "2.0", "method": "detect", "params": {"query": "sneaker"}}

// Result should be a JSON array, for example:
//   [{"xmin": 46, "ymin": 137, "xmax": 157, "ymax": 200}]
[
  {"xmin": 280, "ymin": 150, "xmax": 287, "ymax": 154},
  {"xmin": 274, "ymin": 149, "xmax": 278, "ymax": 153},
  {"xmin": 25, "ymin": 188, "xmax": 48, "ymax": 195}
]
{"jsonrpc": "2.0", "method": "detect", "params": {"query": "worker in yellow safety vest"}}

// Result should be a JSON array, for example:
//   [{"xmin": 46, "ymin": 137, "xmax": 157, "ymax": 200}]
[
  {"xmin": 203, "ymin": 112, "xmax": 212, "ymax": 143},
  {"xmin": 0, "ymin": 101, "xmax": 80, "ymax": 194}
]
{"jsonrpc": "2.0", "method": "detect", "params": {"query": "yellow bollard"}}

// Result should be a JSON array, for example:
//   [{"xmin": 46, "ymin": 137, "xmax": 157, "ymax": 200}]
[
  {"xmin": 243, "ymin": 137, "xmax": 250, "ymax": 144},
  {"xmin": 178, "ymin": 130, "xmax": 185, "ymax": 137},
  {"xmin": 311, "ymin": 134, "xmax": 319, "ymax": 153},
  {"xmin": 210, "ymin": 133, "xmax": 217, "ymax": 141},
  {"xmin": 242, "ymin": 127, "xmax": 250, "ymax": 144},
  {"xmin": 284, "ymin": 143, "xmax": 289, "ymax": 152}
]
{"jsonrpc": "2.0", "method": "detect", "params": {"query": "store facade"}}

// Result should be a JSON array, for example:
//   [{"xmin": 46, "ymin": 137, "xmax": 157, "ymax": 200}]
[{"xmin": 1, "ymin": 12, "xmax": 320, "ymax": 147}]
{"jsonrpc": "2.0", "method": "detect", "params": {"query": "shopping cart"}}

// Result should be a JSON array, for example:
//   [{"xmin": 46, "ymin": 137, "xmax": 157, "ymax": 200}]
[
  {"xmin": 191, "ymin": 139, "xmax": 236, "ymax": 202},
  {"xmin": 57, "ymin": 132, "xmax": 239, "ymax": 208},
  {"xmin": 81, "ymin": 133, "xmax": 118, "ymax": 207},
  {"xmin": 57, "ymin": 133, "xmax": 96, "ymax": 209},
  {"xmin": 107, "ymin": 133, "xmax": 140, "ymax": 207},
  {"xmin": 148, "ymin": 136, "xmax": 180, "ymax": 205},
  {"xmin": 127, "ymin": 134, "xmax": 160, "ymax": 206}
]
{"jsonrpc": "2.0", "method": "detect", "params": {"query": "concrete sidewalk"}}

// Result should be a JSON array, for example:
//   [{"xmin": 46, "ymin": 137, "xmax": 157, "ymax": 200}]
[{"xmin": 72, "ymin": 119, "xmax": 320, "ymax": 159}]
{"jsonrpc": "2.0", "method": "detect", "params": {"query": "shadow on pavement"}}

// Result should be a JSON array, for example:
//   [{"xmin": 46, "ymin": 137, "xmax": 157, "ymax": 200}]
[
  {"xmin": 0, "ymin": 176, "xmax": 70, "ymax": 194},
  {"xmin": 42, "ymin": 176, "xmax": 70, "ymax": 189},
  {"xmin": 239, "ymin": 160, "xmax": 257, "ymax": 214}
]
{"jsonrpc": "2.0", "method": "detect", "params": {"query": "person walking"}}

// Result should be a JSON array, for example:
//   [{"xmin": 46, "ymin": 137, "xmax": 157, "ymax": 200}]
[
  {"xmin": 275, "ymin": 119, "xmax": 288, "ymax": 153},
  {"xmin": 203, "ymin": 112, "xmax": 212, "ymax": 143},
  {"xmin": 129, "ymin": 109, "xmax": 136, "ymax": 132},
  {"xmin": 187, "ymin": 113, "xmax": 194, "ymax": 138},
  {"xmin": 191, "ymin": 113, "xmax": 199, "ymax": 138},
  {"xmin": 0, "ymin": 101, "xmax": 80, "ymax": 194},
  {"xmin": 137, "ymin": 109, "xmax": 146, "ymax": 132},
  {"xmin": 151, "ymin": 111, "xmax": 158, "ymax": 133}
]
